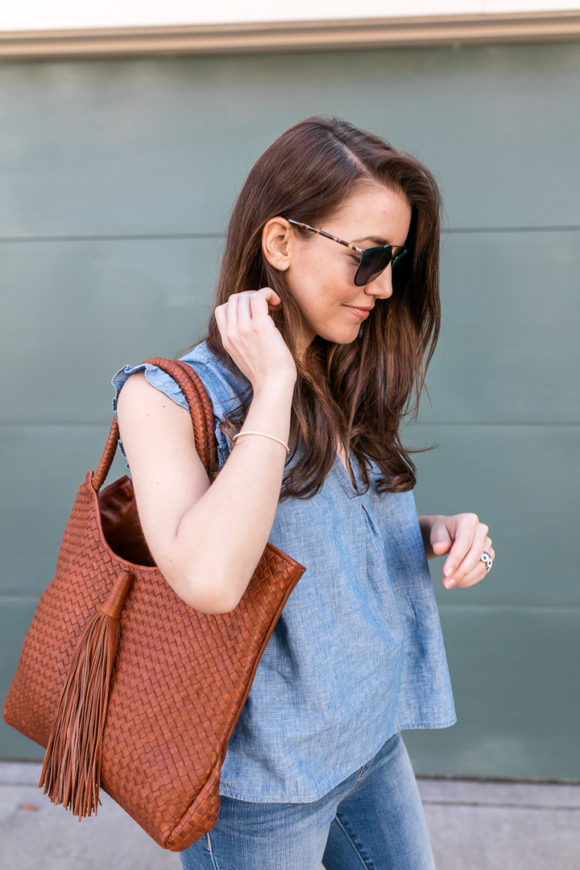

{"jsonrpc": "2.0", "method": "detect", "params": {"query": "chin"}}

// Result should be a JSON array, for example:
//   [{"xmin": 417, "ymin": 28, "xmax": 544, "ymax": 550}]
[
  {"xmin": 320, "ymin": 331, "xmax": 361, "ymax": 346},
  {"xmin": 312, "ymin": 316, "xmax": 363, "ymax": 346}
]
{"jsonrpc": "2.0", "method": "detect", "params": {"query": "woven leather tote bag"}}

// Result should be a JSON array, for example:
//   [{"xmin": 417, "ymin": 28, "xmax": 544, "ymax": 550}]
[{"xmin": 2, "ymin": 357, "xmax": 305, "ymax": 851}]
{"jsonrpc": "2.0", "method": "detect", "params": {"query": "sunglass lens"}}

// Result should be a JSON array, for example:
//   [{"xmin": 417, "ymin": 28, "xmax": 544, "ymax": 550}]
[{"xmin": 354, "ymin": 249, "xmax": 391, "ymax": 286}]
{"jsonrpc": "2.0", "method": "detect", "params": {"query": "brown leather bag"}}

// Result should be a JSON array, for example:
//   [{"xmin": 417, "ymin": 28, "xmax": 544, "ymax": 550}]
[{"xmin": 2, "ymin": 357, "xmax": 305, "ymax": 851}]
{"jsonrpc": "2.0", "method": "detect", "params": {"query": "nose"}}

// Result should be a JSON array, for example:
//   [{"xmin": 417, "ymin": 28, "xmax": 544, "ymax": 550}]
[{"xmin": 364, "ymin": 264, "xmax": 394, "ymax": 300}]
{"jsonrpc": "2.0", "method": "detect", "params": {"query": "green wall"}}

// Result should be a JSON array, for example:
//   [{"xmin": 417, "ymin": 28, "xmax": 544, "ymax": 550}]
[{"xmin": 1, "ymin": 41, "xmax": 579, "ymax": 779}]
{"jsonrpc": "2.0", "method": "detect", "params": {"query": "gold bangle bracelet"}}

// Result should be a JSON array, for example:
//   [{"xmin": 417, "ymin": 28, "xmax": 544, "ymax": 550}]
[{"xmin": 232, "ymin": 431, "xmax": 289, "ymax": 455}]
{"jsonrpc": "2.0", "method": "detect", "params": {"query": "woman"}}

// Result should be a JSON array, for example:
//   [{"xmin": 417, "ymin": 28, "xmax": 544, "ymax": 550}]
[{"xmin": 113, "ymin": 116, "xmax": 494, "ymax": 869}]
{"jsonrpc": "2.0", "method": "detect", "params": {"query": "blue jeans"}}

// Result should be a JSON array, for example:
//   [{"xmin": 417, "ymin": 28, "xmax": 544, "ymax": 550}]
[{"xmin": 179, "ymin": 733, "xmax": 436, "ymax": 869}]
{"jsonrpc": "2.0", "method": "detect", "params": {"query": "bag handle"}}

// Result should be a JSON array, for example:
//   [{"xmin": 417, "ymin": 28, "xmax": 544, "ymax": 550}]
[
  {"xmin": 39, "ymin": 357, "xmax": 221, "ymax": 818},
  {"xmin": 93, "ymin": 357, "xmax": 218, "ymax": 491}
]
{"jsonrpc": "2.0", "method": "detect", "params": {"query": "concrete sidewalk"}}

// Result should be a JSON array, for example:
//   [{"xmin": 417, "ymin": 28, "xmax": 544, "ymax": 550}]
[{"xmin": 0, "ymin": 762, "xmax": 578, "ymax": 869}]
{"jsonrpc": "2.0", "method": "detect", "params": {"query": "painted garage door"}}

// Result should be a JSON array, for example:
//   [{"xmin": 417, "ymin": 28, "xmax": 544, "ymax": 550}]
[{"xmin": 1, "ymin": 40, "xmax": 579, "ymax": 779}]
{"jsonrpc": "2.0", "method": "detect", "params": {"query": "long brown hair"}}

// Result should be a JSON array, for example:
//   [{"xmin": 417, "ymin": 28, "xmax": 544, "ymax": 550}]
[{"xmin": 199, "ymin": 115, "xmax": 442, "ymax": 499}]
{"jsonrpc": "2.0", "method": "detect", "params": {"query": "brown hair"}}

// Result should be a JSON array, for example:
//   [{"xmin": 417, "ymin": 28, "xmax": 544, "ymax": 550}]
[{"xmin": 200, "ymin": 115, "xmax": 442, "ymax": 499}]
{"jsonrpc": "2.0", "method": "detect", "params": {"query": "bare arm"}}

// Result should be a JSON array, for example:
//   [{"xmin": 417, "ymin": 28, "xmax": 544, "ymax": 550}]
[{"xmin": 115, "ymin": 288, "xmax": 297, "ymax": 614}]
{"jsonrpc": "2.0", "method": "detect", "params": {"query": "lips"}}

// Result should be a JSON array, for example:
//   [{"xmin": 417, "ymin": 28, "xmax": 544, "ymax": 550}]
[
  {"xmin": 344, "ymin": 305, "xmax": 373, "ymax": 319},
  {"xmin": 344, "ymin": 304, "xmax": 374, "ymax": 311}
]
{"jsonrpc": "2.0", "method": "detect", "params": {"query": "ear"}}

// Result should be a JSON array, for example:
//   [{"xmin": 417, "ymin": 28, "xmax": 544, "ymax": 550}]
[{"xmin": 261, "ymin": 217, "xmax": 293, "ymax": 272}]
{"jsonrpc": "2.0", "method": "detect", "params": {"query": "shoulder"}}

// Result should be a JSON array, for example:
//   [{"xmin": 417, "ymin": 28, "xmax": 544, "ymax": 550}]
[
  {"xmin": 110, "ymin": 340, "xmax": 217, "ymax": 414},
  {"xmin": 178, "ymin": 341, "xmax": 252, "ymax": 414},
  {"xmin": 180, "ymin": 341, "xmax": 249, "ymax": 388}
]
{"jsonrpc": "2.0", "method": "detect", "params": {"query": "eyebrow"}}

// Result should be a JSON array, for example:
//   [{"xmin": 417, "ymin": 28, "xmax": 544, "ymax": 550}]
[{"xmin": 352, "ymin": 236, "xmax": 392, "ymax": 246}]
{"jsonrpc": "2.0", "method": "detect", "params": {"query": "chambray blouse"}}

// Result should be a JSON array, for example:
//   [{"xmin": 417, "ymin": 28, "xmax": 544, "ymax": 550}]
[{"xmin": 111, "ymin": 340, "xmax": 456, "ymax": 804}]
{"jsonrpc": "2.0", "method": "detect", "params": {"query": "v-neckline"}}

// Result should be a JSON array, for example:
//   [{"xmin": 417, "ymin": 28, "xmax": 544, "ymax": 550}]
[
  {"xmin": 335, "ymin": 441, "xmax": 353, "ymax": 478},
  {"xmin": 333, "ymin": 448, "xmax": 361, "ymax": 498}
]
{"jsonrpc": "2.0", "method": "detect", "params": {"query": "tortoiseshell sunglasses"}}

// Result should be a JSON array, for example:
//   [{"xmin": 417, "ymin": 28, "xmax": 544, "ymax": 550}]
[{"xmin": 287, "ymin": 219, "xmax": 408, "ymax": 287}]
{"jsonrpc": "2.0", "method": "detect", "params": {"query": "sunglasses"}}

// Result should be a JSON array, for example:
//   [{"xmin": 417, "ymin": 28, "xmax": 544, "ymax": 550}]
[{"xmin": 287, "ymin": 219, "xmax": 408, "ymax": 287}]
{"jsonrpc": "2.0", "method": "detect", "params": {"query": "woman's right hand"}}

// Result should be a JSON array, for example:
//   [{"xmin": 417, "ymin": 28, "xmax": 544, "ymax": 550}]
[{"xmin": 214, "ymin": 288, "xmax": 297, "ymax": 390}]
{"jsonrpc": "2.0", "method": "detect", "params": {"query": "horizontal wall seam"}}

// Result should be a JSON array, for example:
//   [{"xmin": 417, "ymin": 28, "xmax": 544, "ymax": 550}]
[
  {"xmin": 1, "ymin": 11, "xmax": 580, "ymax": 59},
  {"xmin": 418, "ymin": 774, "xmax": 580, "ymax": 786},
  {"xmin": 3, "ymin": 596, "xmax": 580, "ymax": 613},
  {"xmin": 422, "ymin": 799, "xmax": 580, "ymax": 811},
  {"xmin": 1, "ymin": 226, "xmax": 580, "ymax": 243},
  {"xmin": 437, "ymin": 604, "xmax": 580, "ymax": 613},
  {"xmin": 412, "ymin": 421, "xmax": 580, "ymax": 427},
  {"xmin": 2, "ymin": 421, "xmax": 580, "ymax": 427},
  {"xmin": 447, "ymin": 226, "xmax": 580, "ymax": 235},
  {"xmin": 0, "ymin": 233, "xmax": 225, "ymax": 243}
]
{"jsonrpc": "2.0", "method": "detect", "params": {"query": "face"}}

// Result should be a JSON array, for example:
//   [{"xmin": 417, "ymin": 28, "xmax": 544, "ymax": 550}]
[{"xmin": 283, "ymin": 183, "xmax": 412, "ymax": 359}]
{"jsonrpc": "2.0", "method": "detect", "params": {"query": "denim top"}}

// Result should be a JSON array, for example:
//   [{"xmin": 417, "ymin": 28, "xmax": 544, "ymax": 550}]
[{"xmin": 111, "ymin": 340, "xmax": 456, "ymax": 803}]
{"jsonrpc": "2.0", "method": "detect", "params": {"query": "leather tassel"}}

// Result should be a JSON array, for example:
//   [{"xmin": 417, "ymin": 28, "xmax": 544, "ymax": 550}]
[{"xmin": 38, "ymin": 570, "xmax": 134, "ymax": 818}]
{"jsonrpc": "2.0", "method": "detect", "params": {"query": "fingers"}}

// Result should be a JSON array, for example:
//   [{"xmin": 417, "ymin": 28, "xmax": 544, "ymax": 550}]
[
  {"xmin": 432, "ymin": 539, "xmax": 452, "ymax": 556},
  {"xmin": 233, "ymin": 291, "xmax": 250, "ymax": 334},
  {"xmin": 217, "ymin": 289, "xmax": 281, "ymax": 337},
  {"xmin": 213, "ymin": 289, "xmax": 296, "ymax": 388},
  {"xmin": 448, "ymin": 536, "xmax": 492, "ymax": 589},
  {"xmin": 442, "ymin": 513, "xmax": 480, "ymax": 581},
  {"xmin": 429, "ymin": 518, "xmax": 453, "ymax": 557},
  {"xmin": 216, "ymin": 290, "xmax": 267, "ymax": 350},
  {"xmin": 238, "ymin": 289, "xmax": 281, "ymax": 329},
  {"xmin": 443, "ymin": 514, "xmax": 494, "ymax": 590},
  {"xmin": 213, "ymin": 303, "xmax": 227, "ymax": 348}
]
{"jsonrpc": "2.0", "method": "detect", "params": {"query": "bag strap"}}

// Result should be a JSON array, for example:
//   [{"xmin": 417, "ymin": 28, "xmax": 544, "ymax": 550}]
[{"xmin": 92, "ymin": 357, "xmax": 218, "ymax": 491}]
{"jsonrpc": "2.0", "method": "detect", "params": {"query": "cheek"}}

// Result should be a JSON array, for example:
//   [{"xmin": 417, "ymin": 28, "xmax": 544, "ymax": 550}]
[
  {"xmin": 301, "ymin": 244, "xmax": 346, "ymax": 284},
  {"xmin": 287, "ymin": 250, "xmax": 350, "ymax": 314},
  {"xmin": 300, "ymin": 279, "xmax": 344, "ymax": 319}
]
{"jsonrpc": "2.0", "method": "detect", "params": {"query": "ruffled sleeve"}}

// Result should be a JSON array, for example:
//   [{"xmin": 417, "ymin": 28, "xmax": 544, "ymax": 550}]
[
  {"xmin": 111, "ymin": 359, "xmax": 230, "ymax": 468},
  {"xmin": 111, "ymin": 344, "xmax": 252, "ymax": 471}
]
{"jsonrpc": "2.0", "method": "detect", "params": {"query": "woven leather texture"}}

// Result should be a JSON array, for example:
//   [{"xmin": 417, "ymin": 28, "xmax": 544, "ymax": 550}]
[{"xmin": 2, "ymin": 357, "xmax": 306, "ymax": 851}]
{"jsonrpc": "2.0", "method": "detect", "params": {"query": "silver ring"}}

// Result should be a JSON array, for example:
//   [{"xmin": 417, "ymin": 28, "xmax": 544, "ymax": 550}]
[{"xmin": 480, "ymin": 550, "xmax": 493, "ymax": 573}]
